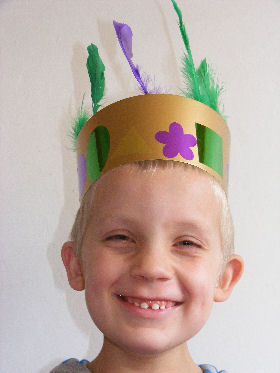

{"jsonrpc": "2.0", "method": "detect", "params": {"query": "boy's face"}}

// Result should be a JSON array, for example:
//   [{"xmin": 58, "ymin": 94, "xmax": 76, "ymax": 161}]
[{"xmin": 71, "ymin": 166, "xmax": 235, "ymax": 354}]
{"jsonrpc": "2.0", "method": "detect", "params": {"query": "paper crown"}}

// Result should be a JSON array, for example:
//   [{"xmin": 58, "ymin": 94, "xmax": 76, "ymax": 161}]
[
  {"xmin": 73, "ymin": 0, "xmax": 229, "ymax": 199},
  {"xmin": 77, "ymin": 95, "xmax": 229, "ymax": 198}
]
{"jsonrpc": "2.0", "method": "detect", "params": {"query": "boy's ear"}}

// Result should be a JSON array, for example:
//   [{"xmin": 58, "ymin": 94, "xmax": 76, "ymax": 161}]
[
  {"xmin": 61, "ymin": 241, "xmax": 85, "ymax": 291},
  {"xmin": 214, "ymin": 254, "xmax": 244, "ymax": 302}
]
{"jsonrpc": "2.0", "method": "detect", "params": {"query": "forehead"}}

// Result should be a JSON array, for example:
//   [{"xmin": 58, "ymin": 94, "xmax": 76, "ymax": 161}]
[{"xmin": 91, "ymin": 166, "xmax": 221, "ymax": 232}]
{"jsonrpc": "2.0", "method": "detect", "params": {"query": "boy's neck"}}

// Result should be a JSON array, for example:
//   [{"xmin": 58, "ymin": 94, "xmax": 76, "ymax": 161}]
[{"xmin": 87, "ymin": 338, "xmax": 202, "ymax": 373}]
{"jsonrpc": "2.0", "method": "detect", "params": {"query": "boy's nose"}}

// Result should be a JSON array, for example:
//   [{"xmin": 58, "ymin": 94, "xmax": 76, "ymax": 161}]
[{"xmin": 129, "ymin": 249, "xmax": 173, "ymax": 282}]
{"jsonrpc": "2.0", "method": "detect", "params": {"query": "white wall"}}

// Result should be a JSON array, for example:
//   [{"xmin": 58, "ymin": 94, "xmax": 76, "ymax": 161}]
[{"xmin": 1, "ymin": 1, "xmax": 279, "ymax": 372}]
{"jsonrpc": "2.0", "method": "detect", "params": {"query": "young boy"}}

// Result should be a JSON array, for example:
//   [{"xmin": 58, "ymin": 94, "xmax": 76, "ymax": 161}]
[
  {"xmin": 55, "ymin": 160, "xmax": 243, "ymax": 373},
  {"xmin": 51, "ymin": 2, "xmax": 243, "ymax": 371}
]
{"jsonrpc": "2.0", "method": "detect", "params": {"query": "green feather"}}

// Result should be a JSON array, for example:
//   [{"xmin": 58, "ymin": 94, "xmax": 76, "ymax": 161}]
[
  {"xmin": 86, "ymin": 43, "xmax": 105, "ymax": 114},
  {"xmin": 171, "ymin": 0, "xmax": 201, "ymax": 101},
  {"xmin": 70, "ymin": 94, "xmax": 90, "ymax": 150},
  {"xmin": 196, "ymin": 58, "xmax": 224, "ymax": 116},
  {"xmin": 171, "ymin": 0, "xmax": 224, "ymax": 117},
  {"xmin": 181, "ymin": 54, "xmax": 199, "ymax": 100}
]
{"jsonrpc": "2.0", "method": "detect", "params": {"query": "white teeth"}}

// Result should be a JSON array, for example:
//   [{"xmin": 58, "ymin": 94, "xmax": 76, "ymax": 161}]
[
  {"xmin": 123, "ymin": 296, "xmax": 177, "ymax": 310},
  {"xmin": 151, "ymin": 303, "xmax": 160, "ymax": 310},
  {"xmin": 140, "ymin": 302, "xmax": 149, "ymax": 309}
]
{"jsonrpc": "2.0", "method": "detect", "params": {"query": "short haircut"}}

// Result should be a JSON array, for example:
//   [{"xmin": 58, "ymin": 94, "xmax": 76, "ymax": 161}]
[{"xmin": 70, "ymin": 160, "xmax": 234, "ymax": 261}]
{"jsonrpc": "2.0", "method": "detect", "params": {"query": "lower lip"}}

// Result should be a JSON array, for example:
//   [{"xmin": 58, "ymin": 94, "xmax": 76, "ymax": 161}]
[{"xmin": 115, "ymin": 296, "xmax": 182, "ymax": 319}]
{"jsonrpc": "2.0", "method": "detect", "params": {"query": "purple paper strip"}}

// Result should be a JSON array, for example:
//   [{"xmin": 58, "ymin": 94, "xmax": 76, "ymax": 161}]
[{"xmin": 78, "ymin": 154, "xmax": 86, "ymax": 196}]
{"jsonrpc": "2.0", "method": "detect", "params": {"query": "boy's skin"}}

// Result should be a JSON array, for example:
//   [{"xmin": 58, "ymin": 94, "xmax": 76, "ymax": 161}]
[{"xmin": 62, "ymin": 165, "xmax": 243, "ymax": 373}]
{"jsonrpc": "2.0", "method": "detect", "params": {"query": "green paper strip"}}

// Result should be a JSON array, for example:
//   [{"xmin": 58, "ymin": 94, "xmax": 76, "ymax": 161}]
[
  {"xmin": 86, "ymin": 126, "xmax": 110, "ymax": 182},
  {"xmin": 195, "ymin": 123, "xmax": 223, "ymax": 176}
]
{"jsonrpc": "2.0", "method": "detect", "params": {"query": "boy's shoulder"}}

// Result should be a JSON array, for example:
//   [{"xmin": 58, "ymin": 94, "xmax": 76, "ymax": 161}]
[
  {"xmin": 199, "ymin": 364, "xmax": 228, "ymax": 373},
  {"xmin": 50, "ymin": 358, "xmax": 90, "ymax": 372},
  {"xmin": 50, "ymin": 359, "xmax": 228, "ymax": 373}
]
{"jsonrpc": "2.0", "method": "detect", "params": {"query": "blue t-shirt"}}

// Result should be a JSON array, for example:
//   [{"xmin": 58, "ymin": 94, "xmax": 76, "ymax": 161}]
[{"xmin": 50, "ymin": 359, "xmax": 228, "ymax": 372}]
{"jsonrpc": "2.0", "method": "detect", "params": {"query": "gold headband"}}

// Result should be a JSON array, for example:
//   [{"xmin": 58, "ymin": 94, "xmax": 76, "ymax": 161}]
[{"xmin": 76, "ymin": 94, "xmax": 230, "ymax": 199}]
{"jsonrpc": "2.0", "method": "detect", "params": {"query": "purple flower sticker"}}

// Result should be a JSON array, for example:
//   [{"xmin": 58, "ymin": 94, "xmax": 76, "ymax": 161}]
[{"xmin": 155, "ymin": 122, "xmax": 197, "ymax": 160}]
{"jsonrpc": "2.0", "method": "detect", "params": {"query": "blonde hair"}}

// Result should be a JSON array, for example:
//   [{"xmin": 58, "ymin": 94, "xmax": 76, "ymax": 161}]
[{"xmin": 71, "ymin": 160, "xmax": 234, "ymax": 261}]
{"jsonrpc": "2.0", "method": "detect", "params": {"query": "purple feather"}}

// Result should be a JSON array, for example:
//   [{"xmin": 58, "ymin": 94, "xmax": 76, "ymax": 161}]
[
  {"xmin": 113, "ymin": 20, "xmax": 148, "ymax": 94},
  {"xmin": 113, "ymin": 21, "xmax": 133, "ymax": 59},
  {"xmin": 140, "ymin": 70, "xmax": 163, "ymax": 94}
]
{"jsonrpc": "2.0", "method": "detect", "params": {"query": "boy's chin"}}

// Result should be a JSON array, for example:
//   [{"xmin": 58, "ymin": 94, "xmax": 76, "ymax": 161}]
[{"xmin": 104, "ymin": 331, "xmax": 191, "ymax": 356}]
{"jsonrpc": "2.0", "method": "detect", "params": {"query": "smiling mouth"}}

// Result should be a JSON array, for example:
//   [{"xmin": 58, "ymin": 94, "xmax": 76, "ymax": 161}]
[{"xmin": 117, "ymin": 295, "xmax": 182, "ymax": 310}]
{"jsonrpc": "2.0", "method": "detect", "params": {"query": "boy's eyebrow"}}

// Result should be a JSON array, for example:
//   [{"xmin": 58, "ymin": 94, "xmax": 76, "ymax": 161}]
[
  {"xmin": 96, "ymin": 215, "xmax": 218, "ymax": 239},
  {"xmin": 170, "ymin": 220, "xmax": 212, "ymax": 231},
  {"xmin": 169, "ymin": 220, "xmax": 216, "ymax": 243},
  {"xmin": 96, "ymin": 215, "xmax": 135, "ymax": 225},
  {"xmin": 97, "ymin": 214, "xmax": 208, "ymax": 227}
]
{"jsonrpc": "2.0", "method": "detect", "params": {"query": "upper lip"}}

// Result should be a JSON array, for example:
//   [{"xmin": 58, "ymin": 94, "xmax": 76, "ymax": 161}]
[{"xmin": 116, "ymin": 293, "xmax": 184, "ymax": 303}]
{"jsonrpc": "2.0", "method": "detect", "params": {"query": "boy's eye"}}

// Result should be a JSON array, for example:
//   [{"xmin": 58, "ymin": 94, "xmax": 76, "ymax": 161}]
[
  {"xmin": 175, "ymin": 240, "xmax": 200, "ymax": 248},
  {"xmin": 106, "ymin": 234, "xmax": 132, "ymax": 241},
  {"xmin": 178, "ymin": 240, "xmax": 193, "ymax": 246},
  {"xmin": 104, "ymin": 234, "xmax": 135, "ymax": 251}
]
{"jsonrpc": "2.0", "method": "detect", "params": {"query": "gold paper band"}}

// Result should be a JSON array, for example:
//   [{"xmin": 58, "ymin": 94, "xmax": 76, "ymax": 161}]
[{"xmin": 77, "ymin": 94, "xmax": 230, "ymax": 199}]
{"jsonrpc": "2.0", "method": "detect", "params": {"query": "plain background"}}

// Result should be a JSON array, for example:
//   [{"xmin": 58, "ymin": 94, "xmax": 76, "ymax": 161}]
[{"xmin": 1, "ymin": 1, "xmax": 280, "ymax": 372}]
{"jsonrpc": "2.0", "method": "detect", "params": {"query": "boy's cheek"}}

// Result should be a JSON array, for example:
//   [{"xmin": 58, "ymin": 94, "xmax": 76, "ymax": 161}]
[{"xmin": 83, "ymin": 252, "xmax": 124, "ymax": 288}]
